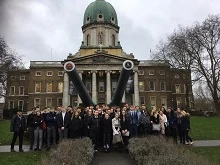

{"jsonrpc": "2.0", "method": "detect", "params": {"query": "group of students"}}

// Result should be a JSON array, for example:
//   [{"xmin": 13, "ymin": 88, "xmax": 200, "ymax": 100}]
[{"xmin": 10, "ymin": 103, "xmax": 193, "ymax": 152}]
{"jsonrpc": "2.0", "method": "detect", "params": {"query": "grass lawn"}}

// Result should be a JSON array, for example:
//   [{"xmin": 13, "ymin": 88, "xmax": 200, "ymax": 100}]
[
  {"xmin": 190, "ymin": 147, "xmax": 220, "ymax": 165},
  {"xmin": 0, "ymin": 151, "xmax": 49, "ymax": 165},
  {"xmin": 0, "ymin": 120, "xmax": 13, "ymax": 145},
  {"xmin": 190, "ymin": 116, "xmax": 220, "ymax": 140}
]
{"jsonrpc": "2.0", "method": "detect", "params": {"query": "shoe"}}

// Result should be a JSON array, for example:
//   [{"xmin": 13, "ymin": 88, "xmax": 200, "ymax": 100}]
[
  {"xmin": 94, "ymin": 150, "xmax": 98, "ymax": 153},
  {"xmin": 190, "ymin": 142, "xmax": 194, "ymax": 145},
  {"xmin": 185, "ymin": 142, "xmax": 189, "ymax": 145},
  {"xmin": 19, "ymin": 149, "xmax": 24, "ymax": 152},
  {"xmin": 11, "ymin": 148, "xmax": 16, "ymax": 152}
]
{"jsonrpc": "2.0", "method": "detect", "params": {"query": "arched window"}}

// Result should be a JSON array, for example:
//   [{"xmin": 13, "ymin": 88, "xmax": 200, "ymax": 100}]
[
  {"xmin": 98, "ymin": 32, "xmax": 104, "ymax": 45},
  {"xmin": 112, "ymin": 35, "xmax": 115, "ymax": 46},
  {"xmin": 86, "ymin": 35, "xmax": 90, "ymax": 46}
]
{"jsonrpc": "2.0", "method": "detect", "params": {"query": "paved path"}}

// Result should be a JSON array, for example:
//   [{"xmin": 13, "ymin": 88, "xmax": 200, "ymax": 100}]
[
  {"xmin": 193, "ymin": 140, "xmax": 220, "ymax": 147},
  {"xmin": 91, "ymin": 152, "xmax": 136, "ymax": 165},
  {"xmin": 0, "ymin": 145, "xmax": 30, "ymax": 152}
]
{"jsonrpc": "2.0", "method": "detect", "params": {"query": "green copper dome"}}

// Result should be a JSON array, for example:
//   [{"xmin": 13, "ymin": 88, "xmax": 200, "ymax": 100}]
[{"xmin": 83, "ymin": 0, "xmax": 118, "ymax": 26}]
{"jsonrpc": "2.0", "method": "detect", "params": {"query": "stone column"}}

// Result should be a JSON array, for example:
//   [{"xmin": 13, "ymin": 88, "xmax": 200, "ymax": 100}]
[
  {"xmin": 63, "ymin": 72, "xmax": 70, "ymax": 107},
  {"xmin": 122, "ymin": 91, "xmax": 126, "ymax": 103},
  {"xmin": 92, "ymin": 71, "xmax": 97, "ymax": 104},
  {"xmin": 134, "ymin": 71, "xmax": 140, "ymax": 106},
  {"xmin": 106, "ymin": 71, "xmax": 112, "ymax": 104},
  {"xmin": 77, "ymin": 71, "xmax": 83, "ymax": 106}
]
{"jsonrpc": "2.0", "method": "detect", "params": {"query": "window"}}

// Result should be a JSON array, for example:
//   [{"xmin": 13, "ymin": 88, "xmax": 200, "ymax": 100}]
[
  {"xmin": 149, "ymin": 80, "xmax": 155, "ymax": 91},
  {"xmin": 140, "ymin": 96, "xmax": 145, "ymax": 105},
  {"xmin": 175, "ymin": 74, "xmax": 180, "ymax": 79},
  {"xmin": 47, "ymin": 82, "xmax": 52, "ymax": 93},
  {"xmin": 46, "ymin": 98, "xmax": 52, "ymax": 108},
  {"xmin": 175, "ymin": 84, "xmax": 180, "ymax": 93},
  {"xmin": 159, "ymin": 70, "xmax": 165, "ymax": 75},
  {"xmin": 8, "ymin": 100, "xmax": 14, "ymax": 109},
  {"xmin": 10, "ymin": 86, "xmax": 15, "ymax": 95},
  {"xmin": 99, "ymin": 81, "xmax": 104, "ymax": 92},
  {"xmin": 98, "ymin": 32, "xmax": 104, "ymax": 45},
  {"xmin": 112, "ymin": 81, "xmax": 117, "ymax": 92},
  {"xmin": 149, "ymin": 70, "xmax": 154, "ymax": 75},
  {"xmin": 139, "ymin": 81, "xmax": 144, "ymax": 91},
  {"xmin": 57, "ymin": 98, "xmax": 62, "ymax": 106},
  {"xmin": 35, "ymin": 71, "xmax": 42, "ymax": 76},
  {"xmin": 85, "ymin": 82, "xmax": 91, "ymax": 92},
  {"xmin": 20, "ymin": 76, "xmax": 25, "ymax": 80},
  {"xmin": 19, "ymin": 86, "xmax": 24, "ymax": 95},
  {"xmin": 139, "ymin": 70, "xmax": 144, "ymax": 75},
  {"xmin": 150, "ymin": 96, "xmax": 156, "ymax": 109},
  {"xmin": 161, "ymin": 96, "xmax": 167, "ymax": 107},
  {"xmin": 87, "ymin": 35, "xmax": 91, "ymax": 46},
  {"xmin": 18, "ymin": 100, "xmax": 24, "ymax": 111},
  {"xmin": 47, "ymin": 71, "xmax": 53, "ymax": 76},
  {"xmin": 99, "ymin": 14, "xmax": 103, "ymax": 18},
  {"xmin": 58, "ymin": 71, "xmax": 63, "ymax": 76},
  {"xmin": 34, "ymin": 98, "xmax": 40, "ymax": 108},
  {"xmin": 10, "ymin": 76, "xmax": 16, "ymax": 80},
  {"xmin": 177, "ymin": 97, "xmax": 181, "ymax": 107},
  {"xmin": 35, "ymin": 82, "xmax": 41, "ymax": 93},
  {"xmin": 160, "ymin": 81, "xmax": 166, "ymax": 91},
  {"xmin": 112, "ymin": 35, "xmax": 115, "ymax": 46},
  {"xmin": 58, "ymin": 82, "xmax": 63, "ymax": 93},
  {"xmin": 98, "ymin": 71, "xmax": 104, "ymax": 77}
]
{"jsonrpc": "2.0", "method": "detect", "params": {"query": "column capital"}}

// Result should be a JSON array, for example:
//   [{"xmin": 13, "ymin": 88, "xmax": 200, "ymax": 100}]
[
  {"xmin": 105, "ymin": 70, "xmax": 112, "ymax": 74},
  {"xmin": 133, "ymin": 70, "xmax": 139, "ymax": 73},
  {"xmin": 91, "ymin": 70, "xmax": 98, "ymax": 74}
]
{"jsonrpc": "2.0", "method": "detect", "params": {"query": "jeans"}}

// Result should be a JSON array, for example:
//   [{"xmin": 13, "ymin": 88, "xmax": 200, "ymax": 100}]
[
  {"xmin": 185, "ymin": 129, "xmax": 193, "ymax": 142},
  {"xmin": 11, "ymin": 128, "xmax": 24, "ymax": 150},
  {"xmin": 34, "ymin": 127, "xmax": 43, "ymax": 149},
  {"xmin": 47, "ymin": 126, "xmax": 57, "ymax": 147},
  {"xmin": 58, "ymin": 128, "xmax": 68, "ymax": 141}
]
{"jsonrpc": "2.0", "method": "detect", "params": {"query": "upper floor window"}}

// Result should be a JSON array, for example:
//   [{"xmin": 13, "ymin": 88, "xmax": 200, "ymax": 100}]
[
  {"xmin": 10, "ymin": 86, "xmax": 15, "ymax": 95},
  {"xmin": 47, "ymin": 71, "xmax": 53, "ymax": 76},
  {"xmin": 46, "ymin": 98, "xmax": 52, "ymax": 108},
  {"xmin": 98, "ymin": 32, "xmax": 104, "ymax": 45},
  {"xmin": 34, "ymin": 98, "xmax": 40, "ymax": 108},
  {"xmin": 18, "ymin": 100, "xmax": 24, "ymax": 111},
  {"xmin": 58, "ymin": 71, "xmax": 63, "ymax": 76},
  {"xmin": 35, "ymin": 82, "xmax": 41, "ymax": 93},
  {"xmin": 20, "ymin": 76, "xmax": 25, "ymax": 80},
  {"xmin": 159, "ymin": 70, "xmax": 165, "ymax": 75},
  {"xmin": 160, "ymin": 81, "xmax": 166, "ymax": 91},
  {"xmin": 177, "ymin": 97, "xmax": 181, "ymax": 107},
  {"xmin": 57, "ymin": 98, "xmax": 62, "ymax": 106},
  {"xmin": 140, "ymin": 96, "xmax": 145, "ymax": 105},
  {"xmin": 161, "ymin": 96, "xmax": 167, "ymax": 107},
  {"xmin": 58, "ymin": 82, "xmax": 63, "ymax": 93},
  {"xmin": 149, "ymin": 70, "xmax": 154, "ymax": 75},
  {"xmin": 175, "ymin": 84, "xmax": 180, "ymax": 93},
  {"xmin": 149, "ymin": 80, "xmax": 155, "ymax": 91},
  {"xmin": 99, "ymin": 81, "xmax": 104, "ymax": 92},
  {"xmin": 10, "ymin": 76, "xmax": 16, "ymax": 80},
  {"xmin": 112, "ymin": 35, "xmax": 115, "ymax": 46},
  {"xmin": 87, "ymin": 35, "xmax": 91, "ymax": 46},
  {"xmin": 139, "ymin": 81, "xmax": 144, "ymax": 91},
  {"xmin": 139, "ymin": 70, "xmax": 144, "ymax": 75},
  {"xmin": 35, "ymin": 71, "xmax": 42, "ymax": 76},
  {"xmin": 47, "ymin": 82, "xmax": 52, "ymax": 93},
  {"xmin": 150, "ymin": 96, "xmax": 156, "ymax": 109},
  {"xmin": 19, "ymin": 86, "xmax": 24, "ymax": 95}
]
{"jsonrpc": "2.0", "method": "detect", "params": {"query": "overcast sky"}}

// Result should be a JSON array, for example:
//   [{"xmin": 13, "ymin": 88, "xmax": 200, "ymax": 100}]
[{"xmin": 0, "ymin": 0, "xmax": 220, "ymax": 68}]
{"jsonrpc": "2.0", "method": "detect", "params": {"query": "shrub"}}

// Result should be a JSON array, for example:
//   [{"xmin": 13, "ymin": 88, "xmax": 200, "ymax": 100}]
[
  {"xmin": 128, "ymin": 136, "xmax": 214, "ymax": 165},
  {"xmin": 42, "ymin": 137, "xmax": 94, "ymax": 165}
]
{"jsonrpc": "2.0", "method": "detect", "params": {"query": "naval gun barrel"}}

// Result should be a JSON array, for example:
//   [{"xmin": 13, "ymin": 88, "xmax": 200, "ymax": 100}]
[
  {"xmin": 64, "ymin": 61, "xmax": 95, "ymax": 106},
  {"xmin": 110, "ymin": 60, "xmax": 134, "ymax": 106}
]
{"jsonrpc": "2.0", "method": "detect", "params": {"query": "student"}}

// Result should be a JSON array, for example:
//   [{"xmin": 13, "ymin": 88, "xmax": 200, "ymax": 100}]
[
  {"xmin": 27, "ymin": 107, "xmax": 36, "ymax": 150},
  {"xmin": 89, "ymin": 110, "xmax": 101, "ymax": 152},
  {"xmin": 139, "ymin": 109, "xmax": 151, "ymax": 136},
  {"xmin": 10, "ymin": 110, "xmax": 27, "ymax": 152},
  {"xmin": 102, "ymin": 113, "xmax": 112, "ymax": 152},
  {"xmin": 57, "ymin": 106, "xmax": 71, "ymax": 141},
  {"xmin": 46, "ymin": 107, "xmax": 57, "ymax": 150},
  {"xmin": 185, "ymin": 112, "xmax": 193, "ymax": 145},
  {"xmin": 150, "ymin": 109, "xmax": 160, "ymax": 135},
  {"xmin": 69, "ymin": 111, "xmax": 82, "ymax": 139},
  {"xmin": 120, "ymin": 110, "xmax": 130, "ymax": 150},
  {"xmin": 84, "ymin": 109, "xmax": 93, "ymax": 137},
  {"xmin": 112, "ymin": 113, "xmax": 122, "ymax": 152},
  {"xmin": 159, "ymin": 110, "xmax": 167, "ymax": 135},
  {"xmin": 33, "ymin": 111, "xmax": 44, "ymax": 151}
]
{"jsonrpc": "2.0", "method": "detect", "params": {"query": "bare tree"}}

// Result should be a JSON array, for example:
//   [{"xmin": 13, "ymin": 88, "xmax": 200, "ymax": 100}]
[{"xmin": 0, "ymin": 37, "xmax": 23, "ymax": 99}]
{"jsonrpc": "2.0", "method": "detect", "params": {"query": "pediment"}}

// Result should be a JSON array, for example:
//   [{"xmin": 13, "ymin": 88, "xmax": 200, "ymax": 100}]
[{"xmin": 68, "ymin": 53, "xmax": 138, "ymax": 65}]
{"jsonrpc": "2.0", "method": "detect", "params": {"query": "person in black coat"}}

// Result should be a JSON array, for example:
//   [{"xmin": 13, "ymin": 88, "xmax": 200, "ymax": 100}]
[
  {"xmin": 33, "ymin": 111, "xmax": 44, "ymax": 151},
  {"xmin": 182, "ymin": 111, "xmax": 193, "ymax": 144},
  {"xmin": 46, "ymin": 107, "xmax": 57, "ymax": 149},
  {"xmin": 69, "ymin": 111, "xmax": 82, "ymax": 139},
  {"xmin": 10, "ymin": 110, "xmax": 27, "ymax": 152},
  {"xmin": 56, "ymin": 106, "xmax": 71, "ymax": 141},
  {"xmin": 167, "ymin": 107, "xmax": 177, "ymax": 142},
  {"xmin": 89, "ymin": 110, "xmax": 101, "ymax": 151},
  {"xmin": 120, "ymin": 110, "xmax": 130, "ymax": 149},
  {"xmin": 27, "ymin": 107, "xmax": 36, "ymax": 150},
  {"xmin": 150, "ymin": 109, "xmax": 160, "ymax": 135},
  {"xmin": 84, "ymin": 109, "xmax": 93, "ymax": 137},
  {"xmin": 102, "ymin": 113, "xmax": 112, "ymax": 152}
]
